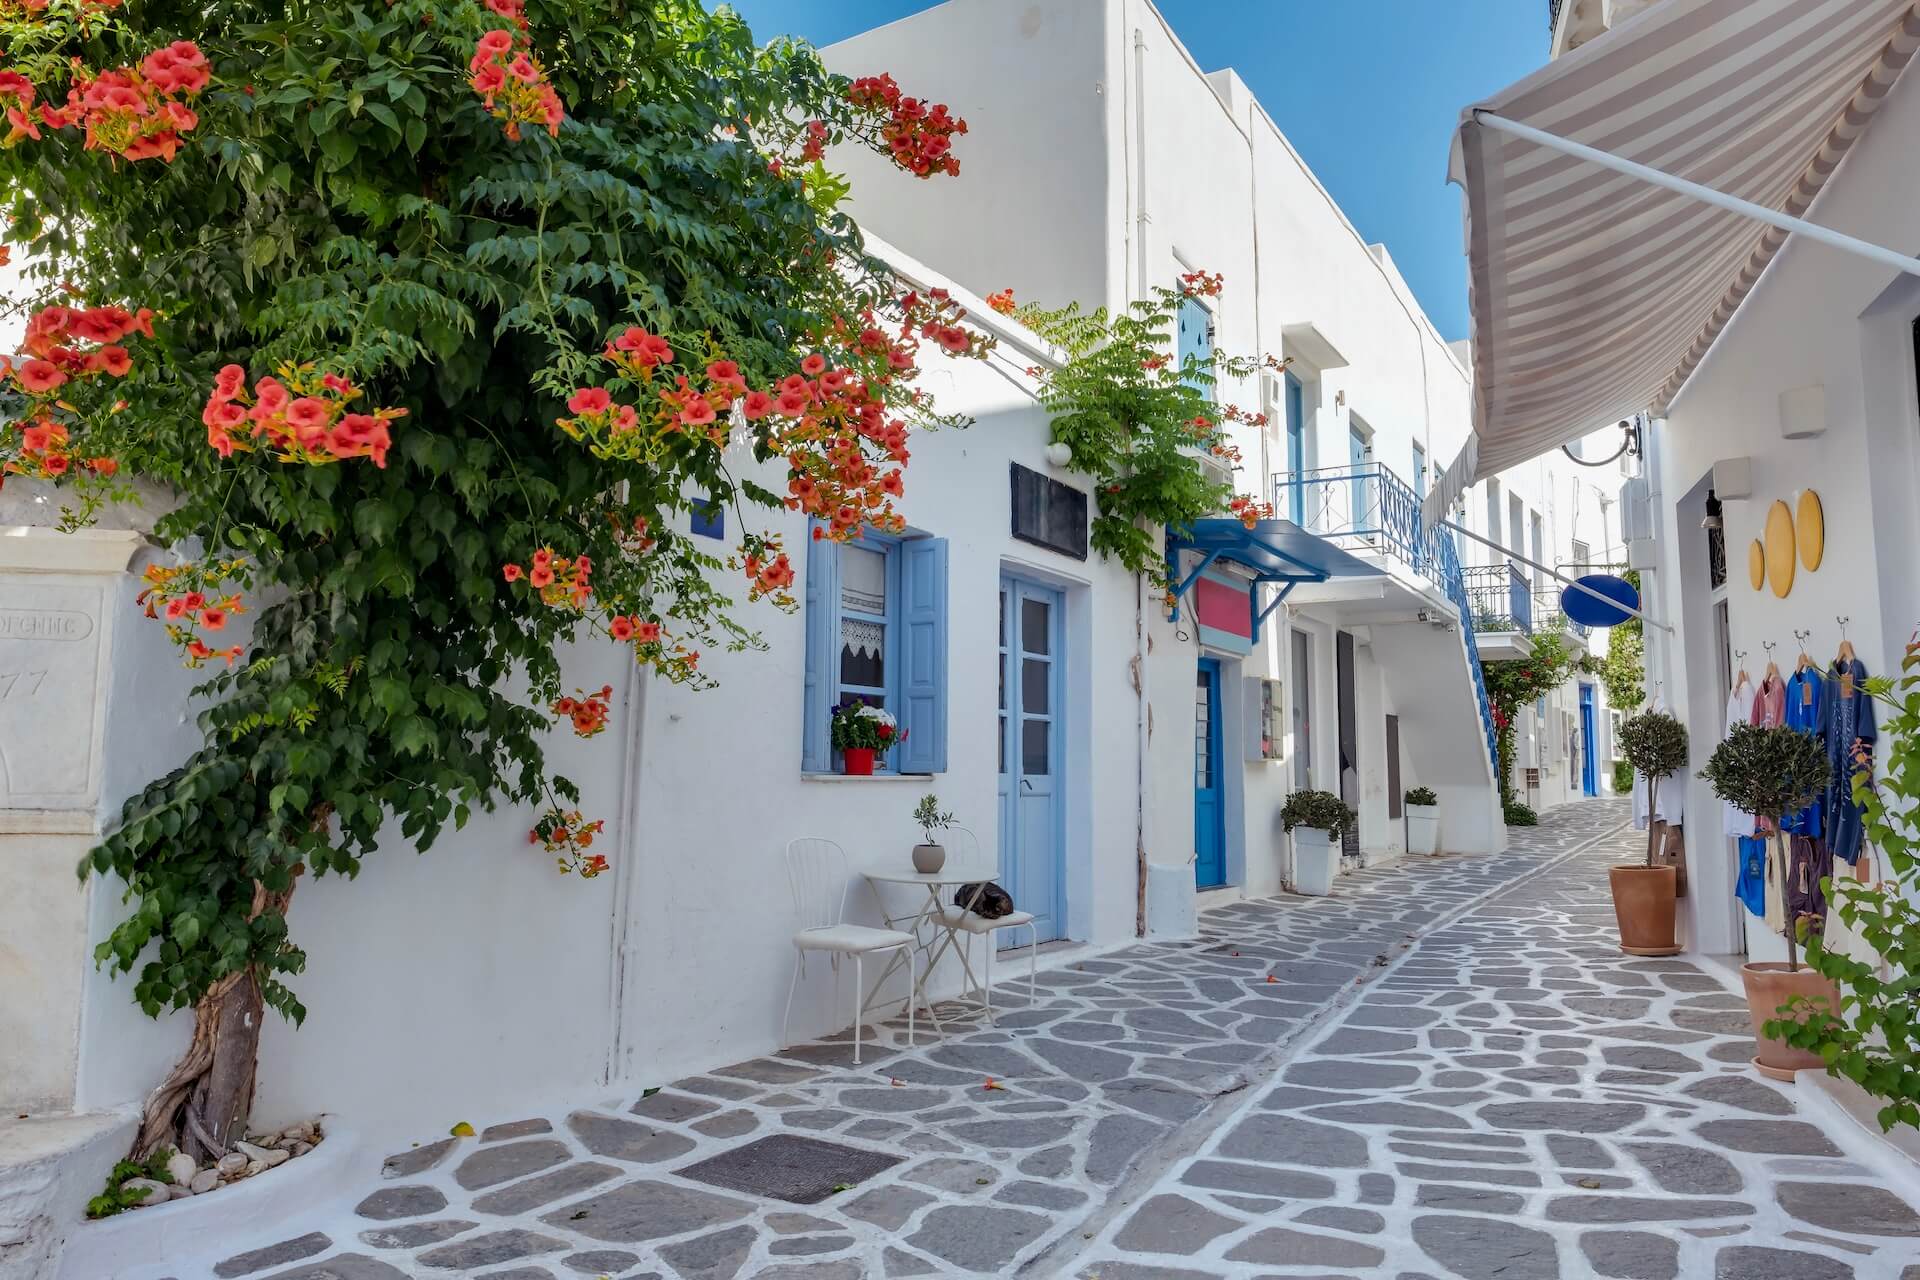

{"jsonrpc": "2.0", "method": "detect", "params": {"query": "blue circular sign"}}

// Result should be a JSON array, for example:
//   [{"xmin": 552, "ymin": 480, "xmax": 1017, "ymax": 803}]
[{"xmin": 1562, "ymin": 574, "xmax": 1639, "ymax": 628}]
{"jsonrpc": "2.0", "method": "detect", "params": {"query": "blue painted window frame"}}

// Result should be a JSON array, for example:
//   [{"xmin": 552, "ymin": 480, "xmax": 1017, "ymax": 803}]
[{"xmin": 802, "ymin": 527, "xmax": 947, "ymax": 774}]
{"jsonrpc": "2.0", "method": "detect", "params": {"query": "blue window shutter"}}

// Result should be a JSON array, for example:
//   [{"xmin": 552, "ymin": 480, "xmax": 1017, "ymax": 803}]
[
  {"xmin": 1177, "ymin": 295, "xmax": 1214, "ymax": 401},
  {"xmin": 801, "ymin": 531, "xmax": 839, "ymax": 773},
  {"xmin": 897, "ymin": 537, "xmax": 948, "ymax": 774}
]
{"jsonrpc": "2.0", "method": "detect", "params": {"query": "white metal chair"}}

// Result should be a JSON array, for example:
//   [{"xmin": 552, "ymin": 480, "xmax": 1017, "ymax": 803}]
[
  {"xmin": 781, "ymin": 837, "xmax": 916, "ymax": 1064},
  {"xmin": 928, "ymin": 826, "xmax": 1037, "ymax": 1023}
]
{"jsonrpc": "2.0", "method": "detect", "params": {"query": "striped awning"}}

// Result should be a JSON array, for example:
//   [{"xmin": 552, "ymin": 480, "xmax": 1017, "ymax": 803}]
[{"xmin": 1437, "ymin": 0, "xmax": 1920, "ymax": 502}]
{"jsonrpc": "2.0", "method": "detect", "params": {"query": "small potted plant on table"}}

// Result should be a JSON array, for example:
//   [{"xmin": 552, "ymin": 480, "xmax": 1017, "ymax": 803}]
[
  {"xmin": 830, "ymin": 698, "xmax": 901, "ymax": 775},
  {"xmin": 1702, "ymin": 719, "xmax": 1836, "ymax": 1080},
  {"xmin": 1282, "ymin": 789, "xmax": 1356, "ymax": 897},
  {"xmin": 1612, "ymin": 709, "xmax": 1689, "ymax": 955},
  {"xmin": 1404, "ymin": 786, "xmax": 1440, "ymax": 856},
  {"xmin": 912, "ymin": 794, "xmax": 954, "ymax": 873}
]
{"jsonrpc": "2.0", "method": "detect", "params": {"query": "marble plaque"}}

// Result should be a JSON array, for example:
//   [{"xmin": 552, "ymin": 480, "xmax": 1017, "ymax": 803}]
[{"xmin": 0, "ymin": 580, "xmax": 108, "ymax": 809}]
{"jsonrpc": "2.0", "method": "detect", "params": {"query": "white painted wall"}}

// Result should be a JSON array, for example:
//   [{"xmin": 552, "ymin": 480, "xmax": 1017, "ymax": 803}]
[{"xmin": 1636, "ymin": 44, "xmax": 1920, "ymax": 960}]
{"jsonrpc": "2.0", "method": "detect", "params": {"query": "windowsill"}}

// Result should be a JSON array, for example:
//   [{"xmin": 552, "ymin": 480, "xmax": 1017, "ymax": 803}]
[{"xmin": 801, "ymin": 773, "xmax": 930, "ymax": 783}]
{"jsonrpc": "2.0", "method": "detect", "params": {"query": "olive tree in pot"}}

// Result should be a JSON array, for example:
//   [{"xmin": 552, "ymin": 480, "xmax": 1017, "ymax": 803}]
[
  {"xmin": 912, "ymin": 795, "xmax": 955, "ymax": 874},
  {"xmin": 1613, "ymin": 710, "xmax": 1690, "ymax": 955},
  {"xmin": 1701, "ymin": 720, "xmax": 1835, "ymax": 1079},
  {"xmin": 1282, "ymin": 790, "xmax": 1356, "ymax": 897},
  {"xmin": 1404, "ymin": 787, "xmax": 1440, "ymax": 856}
]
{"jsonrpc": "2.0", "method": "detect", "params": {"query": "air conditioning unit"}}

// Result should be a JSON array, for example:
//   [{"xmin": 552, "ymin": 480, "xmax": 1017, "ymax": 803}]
[{"xmin": 1620, "ymin": 476, "xmax": 1653, "ymax": 542}]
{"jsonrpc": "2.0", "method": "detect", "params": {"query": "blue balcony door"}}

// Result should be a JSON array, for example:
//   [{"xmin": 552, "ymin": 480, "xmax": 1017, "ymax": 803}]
[
  {"xmin": 1283, "ymin": 373, "xmax": 1306, "ymax": 523},
  {"xmin": 1194, "ymin": 658, "xmax": 1227, "ymax": 889},
  {"xmin": 1579, "ymin": 684, "xmax": 1599, "ymax": 797},
  {"xmin": 998, "ymin": 576, "xmax": 1065, "ymax": 945}
]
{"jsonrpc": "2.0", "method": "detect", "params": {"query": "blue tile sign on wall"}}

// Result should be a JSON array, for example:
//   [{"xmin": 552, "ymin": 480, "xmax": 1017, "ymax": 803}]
[{"xmin": 690, "ymin": 497, "xmax": 724, "ymax": 540}]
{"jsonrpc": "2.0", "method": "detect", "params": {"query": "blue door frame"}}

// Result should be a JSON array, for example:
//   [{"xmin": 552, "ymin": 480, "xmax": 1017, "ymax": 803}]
[
  {"xmin": 1284, "ymin": 374, "xmax": 1306, "ymax": 523},
  {"xmin": 1579, "ymin": 684, "xmax": 1598, "ymax": 797},
  {"xmin": 999, "ymin": 576, "xmax": 1065, "ymax": 944},
  {"xmin": 1194, "ymin": 658, "xmax": 1227, "ymax": 889}
]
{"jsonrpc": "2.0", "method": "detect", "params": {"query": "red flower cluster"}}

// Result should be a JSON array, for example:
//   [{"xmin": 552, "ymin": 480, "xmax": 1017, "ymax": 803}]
[
  {"xmin": 503, "ymin": 546, "xmax": 593, "ymax": 606},
  {"xmin": 481, "ymin": 0, "xmax": 528, "ymax": 30},
  {"xmin": 529, "ymin": 807, "xmax": 608, "ymax": 878},
  {"xmin": 845, "ymin": 73, "xmax": 966, "ymax": 178},
  {"xmin": 138, "ymin": 559, "xmax": 248, "ymax": 667},
  {"xmin": 1179, "ymin": 269, "xmax": 1224, "ymax": 298},
  {"xmin": 1225, "ymin": 493, "xmax": 1274, "ymax": 530},
  {"xmin": 467, "ymin": 28, "xmax": 562, "ymax": 141},
  {"xmin": 985, "ymin": 288, "xmax": 1016, "ymax": 316},
  {"xmin": 1, "ymin": 302, "xmax": 149, "ymax": 482},
  {"xmin": 3, "ymin": 42, "xmax": 210, "ymax": 161},
  {"xmin": 742, "ymin": 533, "xmax": 796, "ymax": 603},
  {"xmin": 552, "ymin": 684, "xmax": 613, "ymax": 738},
  {"xmin": 202, "ymin": 364, "xmax": 407, "ymax": 467}
]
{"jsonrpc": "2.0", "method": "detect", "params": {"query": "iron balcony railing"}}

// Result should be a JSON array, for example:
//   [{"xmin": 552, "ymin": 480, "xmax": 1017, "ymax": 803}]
[
  {"xmin": 1462, "ymin": 563, "xmax": 1533, "ymax": 635},
  {"xmin": 1273, "ymin": 462, "xmax": 1501, "ymax": 771}
]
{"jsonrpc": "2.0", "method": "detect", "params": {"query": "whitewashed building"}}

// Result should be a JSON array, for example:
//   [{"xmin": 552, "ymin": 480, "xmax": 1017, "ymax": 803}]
[
  {"xmin": 1434, "ymin": 0, "xmax": 1920, "ymax": 969},
  {"xmin": 3, "ymin": 2, "xmax": 1639, "ymax": 1247}
]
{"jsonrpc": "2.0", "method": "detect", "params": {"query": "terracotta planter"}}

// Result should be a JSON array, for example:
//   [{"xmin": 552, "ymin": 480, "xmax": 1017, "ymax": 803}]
[
  {"xmin": 912, "ymin": 843, "xmax": 946, "ymax": 874},
  {"xmin": 1607, "ymin": 864, "xmax": 1681, "ymax": 956},
  {"xmin": 842, "ymin": 747, "xmax": 874, "ymax": 776},
  {"xmin": 1741, "ymin": 961, "xmax": 1841, "ymax": 1081}
]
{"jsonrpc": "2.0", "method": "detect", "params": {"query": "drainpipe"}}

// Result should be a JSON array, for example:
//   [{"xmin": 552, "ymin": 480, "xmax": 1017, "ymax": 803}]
[
  {"xmin": 604, "ymin": 651, "xmax": 651, "ymax": 1083},
  {"xmin": 1132, "ymin": 21, "xmax": 1152, "ymax": 937}
]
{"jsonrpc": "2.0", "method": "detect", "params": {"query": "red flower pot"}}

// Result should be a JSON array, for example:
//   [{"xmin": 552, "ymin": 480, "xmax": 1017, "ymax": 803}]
[{"xmin": 842, "ymin": 747, "xmax": 875, "ymax": 776}]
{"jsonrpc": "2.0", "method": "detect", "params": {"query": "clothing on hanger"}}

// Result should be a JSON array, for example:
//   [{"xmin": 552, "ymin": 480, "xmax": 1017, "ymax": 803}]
[
  {"xmin": 1782, "ymin": 663, "xmax": 1827, "ymax": 837},
  {"xmin": 1750, "ymin": 673, "xmax": 1787, "ymax": 833},
  {"xmin": 1735, "ymin": 835, "xmax": 1768, "ymax": 919},
  {"xmin": 1762, "ymin": 836, "xmax": 1787, "ymax": 934},
  {"xmin": 1824, "ymin": 655, "xmax": 1876, "ymax": 865},
  {"xmin": 1722, "ymin": 676, "xmax": 1757, "ymax": 839},
  {"xmin": 1785, "ymin": 834, "xmax": 1833, "ymax": 936}
]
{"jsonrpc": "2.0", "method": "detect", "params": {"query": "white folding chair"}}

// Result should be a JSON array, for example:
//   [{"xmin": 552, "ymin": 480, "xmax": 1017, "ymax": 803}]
[
  {"xmin": 781, "ymin": 837, "xmax": 916, "ymax": 1064},
  {"xmin": 930, "ymin": 826, "xmax": 1038, "ymax": 1023}
]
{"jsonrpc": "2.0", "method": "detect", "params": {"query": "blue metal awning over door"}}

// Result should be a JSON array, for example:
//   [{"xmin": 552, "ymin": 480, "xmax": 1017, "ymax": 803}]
[{"xmin": 1165, "ymin": 518, "xmax": 1383, "ymax": 643}]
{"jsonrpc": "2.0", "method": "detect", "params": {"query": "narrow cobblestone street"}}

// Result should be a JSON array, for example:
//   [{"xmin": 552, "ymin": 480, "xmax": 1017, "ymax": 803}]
[{"xmin": 187, "ymin": 801, "xmax": 1920, "ymax": 1279}]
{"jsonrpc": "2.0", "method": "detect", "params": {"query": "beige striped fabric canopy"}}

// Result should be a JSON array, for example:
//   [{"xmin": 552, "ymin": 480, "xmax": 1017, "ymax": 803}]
[{"xmin": 1437, "ymin": 0, "xmax": 1920, "ymax": 504}]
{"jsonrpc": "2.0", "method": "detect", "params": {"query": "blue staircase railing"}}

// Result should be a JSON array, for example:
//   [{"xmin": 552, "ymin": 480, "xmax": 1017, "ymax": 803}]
[{"xmin": 1276, "ymin": 463, "xmax": 1501, "ymax": 775}]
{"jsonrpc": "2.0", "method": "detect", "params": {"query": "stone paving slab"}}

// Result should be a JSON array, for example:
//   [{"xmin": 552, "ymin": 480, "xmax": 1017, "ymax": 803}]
[
  {"xmin": 158, "ymin": 798, "xmax": 1894, "ymax": 1280},
  {"xmin": 1074, "ymin": 815, "xmax": 1920, "ymax": 1280}
]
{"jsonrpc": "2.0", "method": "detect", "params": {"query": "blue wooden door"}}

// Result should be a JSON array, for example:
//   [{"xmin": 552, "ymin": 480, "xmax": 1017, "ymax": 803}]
[
  {"xmin": 1194, "ymin": 658, "xmax": 1226, "ymax": 888},
  {"xmin": 1285, "ymin": 374, "xmax": 1305, "ymax": 523},
  {"xmin": 1579, "ymin": 684, "xmax": 1598, "ymax": 797},
  {"xmin": 998, "ymin": 578, "xmax": 1064, "ymax": 944}
]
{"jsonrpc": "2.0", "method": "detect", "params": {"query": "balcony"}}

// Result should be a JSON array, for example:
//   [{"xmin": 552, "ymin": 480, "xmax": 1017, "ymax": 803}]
[{"xmin": 1273, "ymin": 462, "xmax": 1448, "ymax": 594}]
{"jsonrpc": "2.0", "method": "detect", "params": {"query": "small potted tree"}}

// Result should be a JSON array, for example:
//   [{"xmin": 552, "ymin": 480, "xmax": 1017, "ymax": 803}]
[
  {"xmin": 1282, "ymin": 789, "xmax": 1356, "ymax": 897},
  {"xmin": 911, "ymin": 794, "xmax": 955, "ymax": 873},
  {"xmin": 830, "ymin": 699, "xmax": 901, "ymax": 775},
  {"xmin": 1612, "ymin": 709, "xmax": 1689, "ymax": 955},
  {"xmin": 1702, "ymin": 720, "xmax": 1836, "ymax": 1079},
  {"xmin": 1404, "ymin": 786, "xmax": 1439, "ymax": 856}
]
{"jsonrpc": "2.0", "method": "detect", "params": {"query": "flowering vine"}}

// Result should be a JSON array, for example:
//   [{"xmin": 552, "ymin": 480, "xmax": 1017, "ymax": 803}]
[
  {"xmin": 994, "ymin": 274, "xmax": 1288, "ymax": 582},
  {"xmin": 2, "ymin": 0, "xmax": 982, "ymax": 1164}
]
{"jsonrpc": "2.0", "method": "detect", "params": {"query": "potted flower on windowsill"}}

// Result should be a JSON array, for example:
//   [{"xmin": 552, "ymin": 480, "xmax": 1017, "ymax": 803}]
[
  {"xmin": 1702, "ymin": 720, "xmax": 1836, "ymax": 1080},
  {"xmin": 1404, "ymin": 787, "xmax": 1440, "ymax": 856},
  {"xmin": 1281, "ymin": 790, "xmax": 1356, "ymax": 897},
  {"xmin": 912, "ymin": 794, "xmax": 955, "ymax": 874},
  {"xmin": 830, "ymin": 699, "xmax": 903, "ymax": 775},
  {"xmin": 1612, "ymin": 709, "xmax": 1689, "ymax": 955}
]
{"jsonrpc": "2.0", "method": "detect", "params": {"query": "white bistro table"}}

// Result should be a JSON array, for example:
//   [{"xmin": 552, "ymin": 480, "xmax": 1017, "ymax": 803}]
[{"xmin": 860, "ymin": 866, "xmax": 999, "ymax": 1032}]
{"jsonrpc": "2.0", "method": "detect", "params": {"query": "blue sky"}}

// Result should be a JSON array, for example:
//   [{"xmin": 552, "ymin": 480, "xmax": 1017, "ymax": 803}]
[{"xmin": 721, "ymin": 1, "xmax": 1548, "ymax": 341}]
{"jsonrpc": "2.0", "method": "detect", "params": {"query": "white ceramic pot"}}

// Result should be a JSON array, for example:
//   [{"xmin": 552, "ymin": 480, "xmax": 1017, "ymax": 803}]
[
  {"xmin": 1406, "ymin": 804, "xmax": 1440, "ymax": 856},
  {"xmin": 912, "ymin": 843, "xmax": 946, "ymax": 874},
  {"xmin": 1292, "ymin": 827, "xmax": 1338, "ymax": 896}
]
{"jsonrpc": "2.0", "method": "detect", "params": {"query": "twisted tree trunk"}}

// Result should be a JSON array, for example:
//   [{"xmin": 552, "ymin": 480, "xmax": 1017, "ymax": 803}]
[{"xmin": 133, "ymin": 872, "xmax": 299, "ymax": 1160}]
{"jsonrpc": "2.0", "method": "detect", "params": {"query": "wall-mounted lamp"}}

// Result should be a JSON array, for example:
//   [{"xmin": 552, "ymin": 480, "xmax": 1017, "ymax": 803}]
[
  {"xmin": 1043, "ymin": 441, "xmax": 1074, "ymax": 469},
  {"xmin": 1701, "ymin": 489, "xmax": 1723, "ymax": 532}
]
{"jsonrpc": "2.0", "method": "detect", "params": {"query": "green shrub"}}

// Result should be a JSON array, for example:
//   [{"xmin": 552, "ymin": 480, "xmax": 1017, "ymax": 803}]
[
  {"xmin": 1282, "ymin": 789, "xmax": 1355, "ymax": 837},
  {"xmin": 1612, "ymin": 760, "xmax": 1635, "ymax": 794},
  {"xmin": 1503, "ymin": 799, "xmax": 1539, "ymax": 826},
  {"xmin": 1404, "ymin": 786, "xmax": 1438, "ymax": 808}
]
